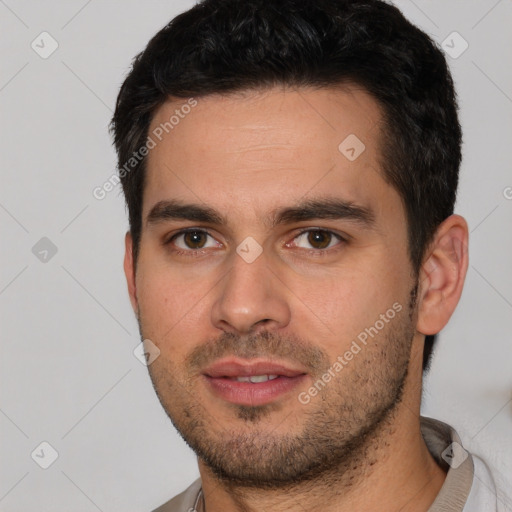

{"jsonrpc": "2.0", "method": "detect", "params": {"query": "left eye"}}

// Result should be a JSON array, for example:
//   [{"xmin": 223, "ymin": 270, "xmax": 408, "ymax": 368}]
[{"xmin": 291, "ymin": 230, "xmax": 343, "ymax": 250}]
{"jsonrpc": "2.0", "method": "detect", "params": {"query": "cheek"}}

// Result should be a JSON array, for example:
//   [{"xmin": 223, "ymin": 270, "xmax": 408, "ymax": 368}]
[
  {"xmin": 287, "ymin": 256, "xmax": 410, "ymax": 352},
  {"xmin": 135, "ymin": 265, "xmax": 212, "ymax": 356}
]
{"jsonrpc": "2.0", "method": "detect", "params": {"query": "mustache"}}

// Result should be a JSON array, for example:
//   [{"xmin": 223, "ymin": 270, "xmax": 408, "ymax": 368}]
[{"xmin": 185, "ymin": 331, "xmax": 331, "ymax": 376}]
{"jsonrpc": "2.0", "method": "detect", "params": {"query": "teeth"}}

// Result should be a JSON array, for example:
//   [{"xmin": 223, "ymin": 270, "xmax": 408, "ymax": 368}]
[{"xmin": 232, "ymin": 374, "xmax": 279, "ymax": 383}]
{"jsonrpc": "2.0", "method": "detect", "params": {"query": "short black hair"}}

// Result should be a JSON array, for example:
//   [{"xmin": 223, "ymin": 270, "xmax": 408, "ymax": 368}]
[{"xmin": 110, "ymin": 0, "xmax": 462, "ymax": 372}]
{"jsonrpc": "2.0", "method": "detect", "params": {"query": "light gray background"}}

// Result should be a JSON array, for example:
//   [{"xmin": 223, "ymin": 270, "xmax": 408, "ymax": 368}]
[{"xmin": 1, "ymin": 1, "xmax": 511, "ymax": 510}]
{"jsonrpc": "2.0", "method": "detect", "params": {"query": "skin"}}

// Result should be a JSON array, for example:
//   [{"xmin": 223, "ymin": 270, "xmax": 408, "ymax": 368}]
[{"xmin": 124, "ymin": 86, "xmax": 469, "ymax": 512}]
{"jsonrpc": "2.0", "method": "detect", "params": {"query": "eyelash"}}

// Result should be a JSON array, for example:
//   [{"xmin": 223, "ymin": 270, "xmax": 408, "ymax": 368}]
[
  {"xmin": 164, "ymin": 227, "xmax": 347, "ymax": 256},
  {"xmin": 164, "ymin": 228, "xmax": 218, "ymax": 257},
  {"xmin": 291, "ymin": 228, "xmax": 346, "ymax": 254}
]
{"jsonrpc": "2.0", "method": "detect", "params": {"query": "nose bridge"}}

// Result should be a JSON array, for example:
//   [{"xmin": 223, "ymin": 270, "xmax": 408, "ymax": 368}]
[{"xmin": 211, "ymin": 247, "xmax": 290, "ymax": 334}]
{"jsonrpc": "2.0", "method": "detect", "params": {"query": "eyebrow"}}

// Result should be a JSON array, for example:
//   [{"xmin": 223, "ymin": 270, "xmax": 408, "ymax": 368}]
[
  {"xmin": 271, "ymin": 198, "xmax": 375, "ymax": 227},
  {"xmin": 147, "ymin": 200, "xmax": 224, "ymax": 226},
  {"xmin": 146, "ymin": 198, "xmax": 375, "ymax": 228}
]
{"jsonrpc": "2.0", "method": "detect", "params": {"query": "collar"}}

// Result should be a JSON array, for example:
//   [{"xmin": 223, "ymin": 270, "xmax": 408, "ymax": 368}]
[{"xmin": 420, "ymin": 416, "xmax": 474, "ymax": 511}]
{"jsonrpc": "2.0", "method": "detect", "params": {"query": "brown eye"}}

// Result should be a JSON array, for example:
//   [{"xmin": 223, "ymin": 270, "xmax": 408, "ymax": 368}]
[
  {"xmin": 291, "ymin": 229, "xmax": 343, "ymax": 250},
  {"xmin": 307, "ymin": 230, "xmax": 332, "ymax": 249},
  {"xmin": 170, "ymin": 229, "xmax": 220, "ymax": 251},
  {"xmin": 182, "ymin": 230, "xmax": 208, "ymax": 249}
]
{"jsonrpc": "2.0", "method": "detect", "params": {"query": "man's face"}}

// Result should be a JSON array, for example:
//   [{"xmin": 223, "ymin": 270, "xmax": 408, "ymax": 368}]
[{"xmin": 128, "ymin": 86, "xmax": 419, "ymax": 486}]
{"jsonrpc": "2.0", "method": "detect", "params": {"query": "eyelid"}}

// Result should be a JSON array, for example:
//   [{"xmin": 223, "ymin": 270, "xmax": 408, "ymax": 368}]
[{"xmin": 294, "ymin": 227, "xmax": 348, "ymax": 239}]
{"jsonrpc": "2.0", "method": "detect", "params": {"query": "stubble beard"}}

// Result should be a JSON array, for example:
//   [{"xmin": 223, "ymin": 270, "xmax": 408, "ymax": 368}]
[{"xmin": 141, "ymin": 295, "xmax": 415, "ymax": 490}]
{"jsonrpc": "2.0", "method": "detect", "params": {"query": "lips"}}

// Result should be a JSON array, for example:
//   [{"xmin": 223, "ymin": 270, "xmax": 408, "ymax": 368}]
[
  {"xmin": 202, "ymin": 358, "xmax": 308, "ymax": 406},
  {"xmin": 203, "ymin": 360, "xmax": 306, "ymax": 379}
]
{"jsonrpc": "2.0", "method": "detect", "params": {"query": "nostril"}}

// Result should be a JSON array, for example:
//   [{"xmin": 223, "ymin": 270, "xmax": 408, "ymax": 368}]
[{"xmin": 253, "ymin": 319, "xmax": 272, "ymax": 328}]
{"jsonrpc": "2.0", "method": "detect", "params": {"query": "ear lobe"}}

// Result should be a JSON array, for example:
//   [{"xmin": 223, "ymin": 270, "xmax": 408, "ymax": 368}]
[
  {"xmin": 123, "ymin": 232, "xmax": 138, "ymax": 314},
  {"xmin": 416, "ymin": 215, "xmax": 469, "ymax": 336}
]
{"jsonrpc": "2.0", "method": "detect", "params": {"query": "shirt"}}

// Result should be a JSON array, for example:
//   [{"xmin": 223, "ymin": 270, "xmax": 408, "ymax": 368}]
[{"xmin": 152, "ymin": 416, "xmax": 498, "ymax": 512}]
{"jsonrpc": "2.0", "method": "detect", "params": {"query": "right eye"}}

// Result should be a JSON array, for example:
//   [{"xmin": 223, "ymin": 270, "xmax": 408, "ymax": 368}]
[{"xmin": 166, "ymin": 229, "xmax": 223, "ymax": 253}]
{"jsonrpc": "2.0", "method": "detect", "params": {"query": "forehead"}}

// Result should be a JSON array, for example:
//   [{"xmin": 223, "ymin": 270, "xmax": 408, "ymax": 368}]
[{"xmin": 143, "ymin": 86, "xmax": 399, "ymax": 224}]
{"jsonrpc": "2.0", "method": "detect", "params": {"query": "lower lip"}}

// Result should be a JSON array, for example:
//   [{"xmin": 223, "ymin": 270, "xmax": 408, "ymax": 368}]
[{"xmin": 203, "ymin": 375, "xmax": 307, "ymax": 406}]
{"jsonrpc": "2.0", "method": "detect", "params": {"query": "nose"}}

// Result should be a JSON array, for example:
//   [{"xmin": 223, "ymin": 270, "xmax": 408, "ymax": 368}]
[{"xmin": 211, "ymin": 250, "xmax": 291, "ymax": 335}]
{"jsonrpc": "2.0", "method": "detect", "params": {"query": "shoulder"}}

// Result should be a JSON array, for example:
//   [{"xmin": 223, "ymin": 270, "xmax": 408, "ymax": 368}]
[{"xmin": 463, "ymin": 455, "xmax": 498, "ymax": 512}]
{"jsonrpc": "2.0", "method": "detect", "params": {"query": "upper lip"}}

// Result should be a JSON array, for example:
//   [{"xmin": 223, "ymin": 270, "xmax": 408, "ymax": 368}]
[{"xmin": 202, "ymin": 358, "xmax": 307, "ymax": 378}]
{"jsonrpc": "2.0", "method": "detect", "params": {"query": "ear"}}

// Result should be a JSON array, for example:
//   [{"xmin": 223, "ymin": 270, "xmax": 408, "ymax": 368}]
[
  {"xmin": 416, "ymin": 215, "xmax": 469, "ymax": 335},
  {"xmin": 123, "ymin": 232, "xmax": 138, "ymax": 314}
]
